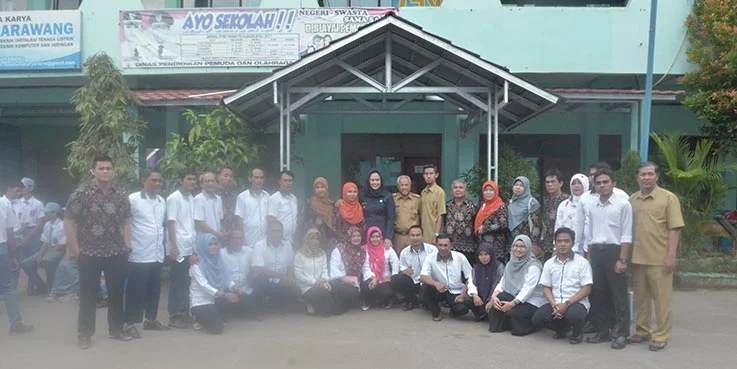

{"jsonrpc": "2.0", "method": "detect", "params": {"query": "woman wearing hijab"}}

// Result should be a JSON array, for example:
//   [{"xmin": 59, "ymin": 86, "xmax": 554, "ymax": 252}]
[
  {"xmin": 303, "ymin": 177, "xmax": 337, "ymax": 252},
  {"xmin": 360, "ymin": 226, "xmax": 399, "ymax": 311},
  {"xmin": 508, "ymin": 176, "xmax": 542, "ymax": 256},
  {"xmin": 329, "ymin": 226, "xmax": 365, "ymax": 311},
  {"xmin": 475, "ymin": 180, "xmax": 509, "ymax": 262},
  {"xmin": 555, "ymin": 173, "xmax": 589, "ymax": 256},
  {"xmin": 189, "ymin": 234, "xmax": 240, "ymax": 335},
  {"xmin": 336, "ymin": 182, "xmax": 364, "ymax": 241},
  {"xmin": 294, "ymin": 228, "xmax": 338, "ymax": 316},
  {"xmin": 466, "ymin": 242, "xmax": 504, "ymax": 321},
  {"xmin": 360, "ymin": 170, "xmax": 396, "ymax": 250},
  {"xmin": 488, "ymin": 235, "xmax": 545, "ymax": 336}
]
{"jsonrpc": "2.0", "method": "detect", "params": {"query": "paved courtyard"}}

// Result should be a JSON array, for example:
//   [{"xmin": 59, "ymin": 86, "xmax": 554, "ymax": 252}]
[{"xmin": 1, "ymin": 288, "xmax": 735, "ymax": 369}]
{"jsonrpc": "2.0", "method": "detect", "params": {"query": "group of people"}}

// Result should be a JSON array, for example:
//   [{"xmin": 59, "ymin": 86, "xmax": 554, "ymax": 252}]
[{"xmin": 0, "ymin": 155, "xmax": 684, "ymax": 354}]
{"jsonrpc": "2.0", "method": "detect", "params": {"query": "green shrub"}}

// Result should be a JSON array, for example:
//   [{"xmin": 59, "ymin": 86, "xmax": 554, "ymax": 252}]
[{"xmin": 460, "ymin": 144, "xmax": 540, "ymax": 201}]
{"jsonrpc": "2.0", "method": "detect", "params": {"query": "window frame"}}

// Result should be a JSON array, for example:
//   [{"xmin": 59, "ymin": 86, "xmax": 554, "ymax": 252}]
[{"xmin": 53, "ymin": 0, "xmax": 83, "ymax": 10}]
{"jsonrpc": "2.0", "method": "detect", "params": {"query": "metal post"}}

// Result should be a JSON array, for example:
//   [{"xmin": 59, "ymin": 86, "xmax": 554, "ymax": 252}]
[
  {"xmin": 640, "ymin": 0, "xmax": 658, "ymax": 162},
  {"xmin": 278, "ymin": 86, "xmax": 284, "ymax": 170},
  {"xmin": 286, "ymin": 89, "xmax": 292, "ymax": 170},
  {"xmin": 487, "ymin": 91, "xmax": 492, "ymax": 181},
  {"xmin": 493, "ymin": 89, "xmax": 499, "ymax": 183},
  {"xmin": 385, "ymin": 33, "xmax": 392, "ymax": 91}
]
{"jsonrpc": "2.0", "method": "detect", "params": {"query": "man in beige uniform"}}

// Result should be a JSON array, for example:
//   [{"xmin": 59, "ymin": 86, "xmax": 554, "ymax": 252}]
[
  {"xmin": 629, "ymin": 162, "xmax": 684, "ymax": 352},
  {"xmin": 420, "ymin": 165, "xmax": 446, "ymax": 245},
  {"xmin": 393, "ymin": 175, "xmax": 421, "ymax": 254}
]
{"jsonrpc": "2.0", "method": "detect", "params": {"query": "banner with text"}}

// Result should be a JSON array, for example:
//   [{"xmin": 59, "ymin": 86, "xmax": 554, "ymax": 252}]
[
  {"xmin": 119, "ymin": 8, "xmax": 397, "ymax": 69},
  {"xmin": 0, "ymin": 10, "xmax": 81, "ymax": 71}
]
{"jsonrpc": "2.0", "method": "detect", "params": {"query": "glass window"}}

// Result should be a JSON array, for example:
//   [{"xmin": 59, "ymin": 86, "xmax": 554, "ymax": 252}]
[
  {"xmin": 320, "ymin": 0, "xmax": 392, "ymax": 6},
  {"xmin": 143, "ymin": 0, "xmax": 167, "ymax": 9},
  {"xmin": 1, "ymin": 0, "xmax": 27, "ymax": 11},
  {"xmin": 181, "ymin": 0, "xmax": 244, "ymax": 7},
  {"xmin": 54, "ymin": 0, "xmax": 82, "ymax": 9},
  {"xmin": 500, "ymin": 0, "xmax": 628, "ymax": 6}
]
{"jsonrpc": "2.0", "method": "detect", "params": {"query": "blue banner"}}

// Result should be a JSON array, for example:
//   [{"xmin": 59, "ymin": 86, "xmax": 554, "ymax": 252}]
[{"xmin": 0, "ymin": 10, "xmax": 81, "ymax": 71}]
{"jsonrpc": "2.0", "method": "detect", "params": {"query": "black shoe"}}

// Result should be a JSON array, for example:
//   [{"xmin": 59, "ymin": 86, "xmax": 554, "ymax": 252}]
[
  {"xmin": 167, "ymin": 316, "xmax": 189, "ymax": 329},
  {"xmin": 124, "ymin": 324, "xmax": 142, "ymax": 339},
  {"xmin": 9, "ymin": 322, "xmax": 34, "ymax": 335},
  {"xmin": 582, "ymin": 321, "xmax": 599, "ymax": 334},
  {"xmin": 403, "ymin": 301, "xmax": 415, "ymax": 311},
  {"xmin": 143, "ymin": 320, "xmax": 170, "ymax": 331},
  {"xmin": 586, "ymin": 331, "xmax": 612, "ymax": 344},
  {"xmin": 611, "ymin": 336, "xmax": 628, "ymax": 349},
  {"xmin": 96, "ymin": 298, "xmax": 108, "ymax": 309},
  {"xmin": 570, "ymin": 333, "xmax": 584, "ymax": 345},
  {"xmin": 552, "ymin": 331, "xmax": 568, "ymax": 340},
  {"xmin": 77, "ymin": 336, "xmax": 92, "ymax": 349},
  {"xmin": 473, "ymin": 313, "xmax": 488, "ymax": 322},
  {"xmin": 109, "ymin": 332, "xmax": 133, "ymax": 341}
]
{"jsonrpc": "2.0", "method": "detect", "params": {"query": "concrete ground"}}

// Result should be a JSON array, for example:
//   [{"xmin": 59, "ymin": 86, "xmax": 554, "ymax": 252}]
[{"xmin": 0, "ymin": 288, "xmax": 735, "ymax": 369}]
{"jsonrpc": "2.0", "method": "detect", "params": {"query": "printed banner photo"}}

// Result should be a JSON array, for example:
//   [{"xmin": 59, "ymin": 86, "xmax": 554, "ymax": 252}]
[
  {"xmin": 0, "ymin": 10, "xmax": 81, "ymax": 71},
  {"xmin": 119, "ymin": 7, "xmax": 397, "ymax": 69}
]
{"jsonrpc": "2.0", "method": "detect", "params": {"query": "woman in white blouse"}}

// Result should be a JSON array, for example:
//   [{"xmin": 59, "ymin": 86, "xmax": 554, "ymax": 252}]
[
  {"xmin": 555, "ymin": 174, "xmax": 589, "ymax": 255},
  {"xmin": 190, "ymin": 234, "xmax": 239, "ymax": 334},
  {"xmin": 487, "ymin": 235, "xmax": 545, "ymax": 336},
  {"xmin": 294, "ymin": 228, "xmax": 346, "ymax": 316},
  {"xmin": 360, "ymin": 226, "xmax": 399, "ymax": 311},
  {"xmin": 328, "ymin": 226, "xmax": 364, "ymax": 311}
]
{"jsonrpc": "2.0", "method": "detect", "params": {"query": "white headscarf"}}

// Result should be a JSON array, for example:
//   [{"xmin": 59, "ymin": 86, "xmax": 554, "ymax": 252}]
[{"xmin": 569, "ymin": 174, "xmax": 589, "ymax": 205}]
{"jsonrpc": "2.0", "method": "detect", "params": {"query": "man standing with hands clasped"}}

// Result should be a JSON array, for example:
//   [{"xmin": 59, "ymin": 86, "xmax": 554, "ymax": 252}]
[
  {"xmin": 629, "ymin": 162, "xmax": 684, "ymax": 352},
  {"xmin": 65, "ymin": 155, "xmax": 132, "ymax": 349}
]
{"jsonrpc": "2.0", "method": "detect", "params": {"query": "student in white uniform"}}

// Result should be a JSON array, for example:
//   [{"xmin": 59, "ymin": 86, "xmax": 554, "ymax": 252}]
[
  {"xmin": 488, "ymin": 235, "xmax": 545, "ymax": 336},
  {"xmin": 194, "ymin": 172, "xmax": 224, "ymax": 239},
  {"xmin": 189, "ymin": 234, "xmax": 240, "ymax": 335},
  {"xmin": 268, "ymin": 170, "xmax": 299, "ymax": 244},
  {"xmin": 166, "ymin": 170, "xmax": 198, "ymax": 329},
  {"xmin": 360, "ymin": 226, "xmax": 399, "ymax": 311},
  {"xmin": 21, "ymin": 202, "xmax": 65, "ymax": 299},
  {"xmin": 555, "ymin": 173, "xmax": 589, "ymax": 255},
  {"xmin": 234, "ymin": 167, "xmax": 269, "ymax": 247},
  {"xmin": 221, "ymin": 229, "xmax": 256, "ymax": 317},
  {"xmin": 124, "ymin": 171, "xmax": 169, "ymax": 338},
  {"xmin": 251, "ymin": 217, "xmax": 298, "ymax": 307},
  {"xmin": 391, "ymin": 225, "xmax": 437, "ymax": 311},
  {"xmin": 419, "ymin": 234, "xmax": 474, "ymax": 322}
]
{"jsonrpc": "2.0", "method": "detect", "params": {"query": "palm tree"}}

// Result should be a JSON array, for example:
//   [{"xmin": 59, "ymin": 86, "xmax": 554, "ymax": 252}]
[{"xmin": 651, "ymin": 132, "xmax": 737, "ymax": 255}]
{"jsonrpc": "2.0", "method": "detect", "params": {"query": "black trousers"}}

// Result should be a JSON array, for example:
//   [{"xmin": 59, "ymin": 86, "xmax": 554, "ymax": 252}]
[
  {"xmin": 331, "ymin": 280, "xmax": 360, "ymax": 313},
  {"xmin": 420, "ymin": 284, "xmax": 469, "ymax": 318},
  {"xmin": 302, "ymin": 280, "xmax": 358, "ymax": 316},
  {"xmin": 78, "ymin": 253, "xmax": 126, "ymax": 338},
  {"xmin": 191, "ymin": 298, "xmax": 232, "ymax": 335},
  {"xmin": 390, "ymin": 274, "xmax": 420, "ymax": 301},
  {"xmin": 125, "ymin": 262, "xmax": 162, "ymax": 324},
  {"xmin": 488, "ymin": 291, "xmax": 538, "ymax": 336},
  {"xmin": 360, "ymin": 279, "xmax": 393, "ymax": 307},
  {"xmin": 589, "ymin": 244, "xmax": 630, "ymax": 337},
  {"xmin": 252, "ymin": 275, "xmax": 299, "ymax": 305},
  {"xmin": 167, "ymin": 257, "xmax": 191, "ymax": 317},
  {"xmin": 532, "ymin": 302, "xmax": 588, "ymax": 336}
]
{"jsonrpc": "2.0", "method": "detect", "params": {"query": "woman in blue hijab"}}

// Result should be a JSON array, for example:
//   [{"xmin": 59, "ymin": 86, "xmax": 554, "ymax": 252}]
[{"xmin": 189, "ymin": 234, "xmax": 239, "ymax": 334}]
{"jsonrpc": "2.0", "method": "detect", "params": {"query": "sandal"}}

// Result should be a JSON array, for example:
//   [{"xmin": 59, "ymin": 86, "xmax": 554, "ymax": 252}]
[{"xmin": 649, "ymin": 341, "xmax": 667, "ymax": 351}]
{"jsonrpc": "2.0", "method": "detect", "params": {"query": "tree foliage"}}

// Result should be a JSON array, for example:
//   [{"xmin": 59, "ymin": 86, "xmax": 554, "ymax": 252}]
[
  {"xmin": 651, "ymin": 132, "xmax": 737, "ymax": 255},
  {"xmin": 460, "ymin": 144, "xmax": 540, "ymax": 201},
  {"xmin": 160, "ymin": 106, "xmax": 263, "ymax": 185},
  {"xmin": 613, "ymin": 151, "xmax": 641, "ymax": 195},
  {"xmin": 683, "ymin": 0, "xmax": 737, "ymax": 155},
  {"xmin": 66, "ymin": 52, "xmax": 146, "ymax": 189}
]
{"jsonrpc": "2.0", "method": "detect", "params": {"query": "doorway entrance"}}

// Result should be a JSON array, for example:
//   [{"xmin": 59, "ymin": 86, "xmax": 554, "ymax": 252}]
[{"xmin": 341, "ymin": 133, "xmax": 441, "ymax": 193}]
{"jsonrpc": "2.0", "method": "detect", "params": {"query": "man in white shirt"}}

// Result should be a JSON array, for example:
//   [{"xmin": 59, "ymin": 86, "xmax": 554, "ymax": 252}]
[
  {"xmin": 124, "ymin": 171, "xmax": 169, "ymax": 338},
  {"xmin": 268, "ymin": 170, "xmax": 299, "ymax": 245},
  {"xmin": 166, "ymin": 170, "xmax": 198, "ymax": 329},
  {"xmin": 583, "ymin": 169, "xmax": 633, "ymax": 349},
  {"xmin": 420, "ymin": 234, "xmax": 474, "ymax": 321},
  {"xmin": 20, "ymin": 202, "xmax": 65, "ymax": 298},
  {"xmin": 235, "ymin": 168, "xmax": 269, "ymax": 247},
  {"xmin": 194, "ymin": 172, "xmax": 225, "ymax": 239},
  {"xmin": 532, "ymin": 227, "xmax": 593, "ymax": 345},
  {"xmin": 1, "ymin": 178, "xmax": 34, "ymax": 335},
  {"xmin": 251, "ymin": 217, "xmax": 297, "ymax": 307},
  {"xmin": 392, "ymin": 225, "xmax": 437, "ymax": 311},
  {"xmin": 16, "ymin": 177, "xmax": 45, "ymax": 294},
  {"xmin": 221, "ymin": 229, "xmax": 256, "ymax": 317}
]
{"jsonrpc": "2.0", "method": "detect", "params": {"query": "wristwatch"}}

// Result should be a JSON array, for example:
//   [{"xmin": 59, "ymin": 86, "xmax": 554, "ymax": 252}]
[
  {"xmin": 434, "ymin": 233, "xmax": 440, "ymax": 237},
  {"xmin": 564, "ymin": 300, "xmax": 571, "ymax": 307}
]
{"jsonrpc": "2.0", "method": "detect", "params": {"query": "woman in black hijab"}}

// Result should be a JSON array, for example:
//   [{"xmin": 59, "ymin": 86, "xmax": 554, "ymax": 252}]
[{"xmin": 360, "ymin": 169, "xmax": 395, "ymax": 249}]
